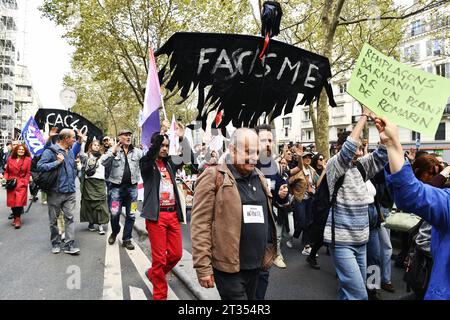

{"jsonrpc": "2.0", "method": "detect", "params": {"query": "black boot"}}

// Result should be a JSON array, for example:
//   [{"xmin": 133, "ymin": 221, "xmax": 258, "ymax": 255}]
[{"xmin": 367, "ymin": 289, "xmax": 383, "ymax": 300}]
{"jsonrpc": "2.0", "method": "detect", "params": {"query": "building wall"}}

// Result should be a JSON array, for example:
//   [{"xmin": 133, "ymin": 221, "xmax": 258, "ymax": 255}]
[
  {"xmin": 14, "ymin": 64, "xmax": 41, "ymax": 131},
  {"xmin": 0, "ymin": 0, "xmax": 17, "ymax": 146}
]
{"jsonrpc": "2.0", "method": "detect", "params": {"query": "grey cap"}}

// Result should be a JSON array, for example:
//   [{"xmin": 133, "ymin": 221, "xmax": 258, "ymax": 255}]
[
  {"xmin": 118, "ymin": 129, "xmax": 133, "ymax": 136},
  {"xmin": 302, "ymin": 152, "xmax": 314, "ymax": 158}
]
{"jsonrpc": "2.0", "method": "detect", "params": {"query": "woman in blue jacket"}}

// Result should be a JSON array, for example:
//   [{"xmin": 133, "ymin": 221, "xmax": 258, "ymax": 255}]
[{"xmin": 376, "ymin": 116, "xmax": 450, "ymax": 300}]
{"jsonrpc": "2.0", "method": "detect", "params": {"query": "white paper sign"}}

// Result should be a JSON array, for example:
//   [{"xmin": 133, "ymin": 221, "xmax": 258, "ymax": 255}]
[{"xmin": 243, "ymin": 205, "xmax": 265, "ymax": 224}]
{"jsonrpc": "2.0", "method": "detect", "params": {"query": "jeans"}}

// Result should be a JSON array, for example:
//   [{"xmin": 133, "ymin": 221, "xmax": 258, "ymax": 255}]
[
  {"xmin": 367, "ymin": 204, "xmax": 381, "ymax": 269},
  {"xmin": 109, "ymin": 185, "xmax": 138, "ymax": 241},
  {"xmin": 47, "ymin": 192, "xmax": 76, "ymax": 246},
  {"xmin": 379, "ymin": 207, "xmax": 393, "ymax": 284},
  {"xmin": 272, "ymin": 207, "xmax": 284, "ymax": 257},
  {"xmin": 106, "ymin": 181, "xmax": 112, "ymax": 212},
  {"xmin": 330, "ymin": 244, "xmax": 368, "ymax": 300},
  {"xmin": 293, "ymin": 197, "xmax": 313, "ymax": 245},
  {"xmin": 255, "ymin": 270, "xmax": 269, "ymax": 300}
]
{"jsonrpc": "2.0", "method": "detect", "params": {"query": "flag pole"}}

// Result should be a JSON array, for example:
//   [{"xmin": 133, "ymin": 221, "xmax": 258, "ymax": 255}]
[{"xmin": 160, "ymin": 94, "xmax": 168, "ymax": 120}]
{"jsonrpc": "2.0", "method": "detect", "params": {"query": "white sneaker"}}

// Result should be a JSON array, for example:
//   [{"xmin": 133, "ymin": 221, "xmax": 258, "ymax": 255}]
[
  {"xmin": 302, "ymin": 247, "xmax": 319, "ymax": 257},
  {"xmin": 286, "ymin": 240, "xmax": 293, "ymax": 248},
  {"xmin": 273, "ymin": 256, "xmax": 287, "ymax": 269},
  {"xmin": 301, "ymin": 246, "xmax": 311, "ymax": 256},
  {"xmin": 98, "ymin": 225, "xmax": 105, "ymax": 235}
]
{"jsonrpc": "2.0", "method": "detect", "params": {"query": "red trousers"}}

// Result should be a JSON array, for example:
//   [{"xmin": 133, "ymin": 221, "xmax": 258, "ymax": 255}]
[{"xmin": 145, "ymin": 211, "xmax": 183, "ymax": 300}]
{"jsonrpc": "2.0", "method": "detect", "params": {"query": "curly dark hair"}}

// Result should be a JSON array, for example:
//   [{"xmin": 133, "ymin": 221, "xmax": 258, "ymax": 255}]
[
  {"xmin": 147, "ymin": 132, "xmax": 169, "ymax": 160},
  {"xmin": 10, "ymin": 143, "xmax": 31, "ymax": 159}
]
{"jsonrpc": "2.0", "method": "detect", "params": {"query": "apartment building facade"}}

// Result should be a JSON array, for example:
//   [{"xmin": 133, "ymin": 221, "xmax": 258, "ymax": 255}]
[
  {"xmin": 0, "ymin": 0, "xmax": 17, "ymax": 146},
  {"xmin": 14, "ymin": 64, "xmax": 42, "ymax": 130}
]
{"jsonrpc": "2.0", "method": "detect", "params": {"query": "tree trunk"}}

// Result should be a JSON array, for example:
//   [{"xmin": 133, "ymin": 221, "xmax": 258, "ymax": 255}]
[
  {"xmin": 316, "ymin": 90, "xmax": 330, "ymax": 159},
  {"xmin": 313, "ymin": 0, "xmax": 346, "ymax": 160}
]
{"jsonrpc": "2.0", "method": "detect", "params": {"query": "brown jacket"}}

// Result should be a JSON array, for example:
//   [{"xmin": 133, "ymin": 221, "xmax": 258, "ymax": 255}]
[
  {"xmin": 288, "ymin": 170, "xmax": 307, "ymax": 202},
  {"xmin": 190, "ymin": 163, "xmax": 277, "ymax": 279}
]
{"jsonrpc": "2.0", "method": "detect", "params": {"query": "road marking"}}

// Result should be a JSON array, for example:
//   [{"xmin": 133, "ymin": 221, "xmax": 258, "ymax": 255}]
[
  {"xmin": 129, "ymin": 286, "xmax": 147, "ymax": 300},
  {"xmin": 102, "ymin": 226, "xmax": 123, "ymax": 300},
  {"xmin": 119, "ymin": 222, "xmax": 179, "ymax": 300}
]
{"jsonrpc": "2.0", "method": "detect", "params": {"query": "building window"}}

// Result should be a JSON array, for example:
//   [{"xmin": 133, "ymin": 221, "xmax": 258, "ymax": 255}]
[
  {"xmin": 412, "ymin": 131, "xmax": 421, "ymax": 141},
  {"xmin": 282, "ymin": 117, "xmax": 292, "ymax": 127},
  {"xmin": 338, "ymin": 83, "xmax": 347, "ymax": 94},
  {"xmin": 411, "ymin": 20, "xmax": 423, "ymax": 36},
  {"xmin": 426, "ymin": 40, "xmax": 442, "ymax": 56},
  {"xmin": 334, "ymin": 104, "xmax": 344, "ymax": 116},
  {"xmin": 404, "ymin": 44, "xmax": 420, "ymax": 62},
  {"xmin": 303, "ymin": 130, "xmax": 313, "ymax": 141},
  {"xmin": 303, "ymin": 111, "xmax": 310, "ymax": 121},
  {"xmin": 284, "ymin": 127, "xmax": 289, "ymax": 138},
  {"xmin": 435, "ymin": 123, "xmax": 446, "ymax": 141},
  {"xmin": 436, "ymin": 63, "xmax": 450, "ymax": 78}
]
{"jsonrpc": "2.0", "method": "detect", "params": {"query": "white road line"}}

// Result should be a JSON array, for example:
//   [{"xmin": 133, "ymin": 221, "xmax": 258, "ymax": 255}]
[
  {"xmin": 129, "ymin": 286, "xmax": 147, "ymax": 300},
  {"xmin": 119, "ymin": 222, "xmax": 179, "ymax": 300},
  {"xmin": 102, "ymin": 226, "xmax": 124, "ymax": 300}
]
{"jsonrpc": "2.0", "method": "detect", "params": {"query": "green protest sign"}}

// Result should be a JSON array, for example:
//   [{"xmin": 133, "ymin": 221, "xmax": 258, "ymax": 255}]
[{"xmin": 347, "ymin": 43, "xmax": 450, "ymax": 136}]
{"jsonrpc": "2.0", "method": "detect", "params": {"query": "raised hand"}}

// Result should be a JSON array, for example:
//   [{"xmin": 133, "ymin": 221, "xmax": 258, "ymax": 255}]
[
  {"xmin": 374, "ymin": 116, "xmax": 399, "ymax": 146},
  {"xmin": 278, "ymin": 184, "xmax": 288, "ymax": 199},
  {"xmin": 176, "ymin": 122, "xmax": 185, "ymax": 138},
  {"xmin": 160, "ymin": 119, "xmax": 170, "ymax": 134},
  {"xmin": 113, "ymin": 141, "xmax": 122, "ymax": 155}
]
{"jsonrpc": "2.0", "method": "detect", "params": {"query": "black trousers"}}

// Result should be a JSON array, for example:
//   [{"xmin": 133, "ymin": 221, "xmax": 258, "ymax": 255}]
[
  {"xmin": 12, "ymin": 207, "xmax": 24, "ymax": 217},
  {"xmin": 213, "ymin": 268, "xmax": 260, "ymax": 300}
]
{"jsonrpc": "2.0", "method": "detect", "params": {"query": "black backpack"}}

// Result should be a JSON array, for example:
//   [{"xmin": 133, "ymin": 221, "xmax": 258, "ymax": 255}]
[
  {"xmin": 403, "ymin": 220, "xmax": 433, "ymax": 299},
  {"xmin": 29, "ymin": 147, "xmax": 61, "ymax": 195},
  {"xmin": 309, "ymin": 162, "xmax": 366, "ymax": 248}
]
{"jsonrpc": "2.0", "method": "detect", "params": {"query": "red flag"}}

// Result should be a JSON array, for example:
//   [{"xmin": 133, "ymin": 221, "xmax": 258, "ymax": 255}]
[{"xmin": 215, "ymin": 110, "xmax": 224, "ymax": 127}]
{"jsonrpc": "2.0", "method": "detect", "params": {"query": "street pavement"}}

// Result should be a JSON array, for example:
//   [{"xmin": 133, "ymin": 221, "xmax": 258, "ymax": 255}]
[
  {"xmin": 1, "ymin": 184, "xmax": 413, "ymax": 300},
  {"xmin": 180, "ymin": 211, "xmax": 414, "ymax": 300},
  {"xmin": 0, "ymin": 184, "xmax": 193, "ymax": 300}
]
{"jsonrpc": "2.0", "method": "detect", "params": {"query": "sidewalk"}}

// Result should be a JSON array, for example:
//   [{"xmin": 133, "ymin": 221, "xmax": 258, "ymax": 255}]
[{"xmin": 128, "ymin": 212, "xmax": 221, "ymax": 300}]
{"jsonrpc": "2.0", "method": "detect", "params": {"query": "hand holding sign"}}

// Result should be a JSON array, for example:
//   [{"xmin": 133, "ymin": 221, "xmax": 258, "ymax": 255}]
[{"xmin": 374, "ymin": 116, "xmax": 399, "ymax": 147}]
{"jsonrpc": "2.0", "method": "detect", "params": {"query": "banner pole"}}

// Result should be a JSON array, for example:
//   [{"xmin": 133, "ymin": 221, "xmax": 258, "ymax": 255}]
[{"xmin": 160, "ymin": 94, "xmax": 168, "ymax": 120}]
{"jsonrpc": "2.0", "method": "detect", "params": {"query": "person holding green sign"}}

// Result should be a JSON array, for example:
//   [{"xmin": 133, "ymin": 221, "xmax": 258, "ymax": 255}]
[
  {"xmin": 324, "ymin": 106, "xmax": 388, "ymax": 300},
  {"xmin": 376, "ymin": 116, "xmax": 450, "ymax": 300}
]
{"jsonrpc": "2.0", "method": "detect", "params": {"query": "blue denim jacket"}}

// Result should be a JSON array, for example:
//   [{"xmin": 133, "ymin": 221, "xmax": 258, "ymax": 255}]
[
  {"xmin": 385, "ymin": 161, "xmax": 450, "ymax": 300},
  {"xmin": 37, "ymin": 142, "xmax": 80, "ymax": 193}
]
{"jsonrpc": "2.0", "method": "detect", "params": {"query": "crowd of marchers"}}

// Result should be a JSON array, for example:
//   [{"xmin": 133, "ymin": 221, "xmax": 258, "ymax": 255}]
[{"xmin": 1, "ymin": 107, "xmax": 450, "ymax": 301}]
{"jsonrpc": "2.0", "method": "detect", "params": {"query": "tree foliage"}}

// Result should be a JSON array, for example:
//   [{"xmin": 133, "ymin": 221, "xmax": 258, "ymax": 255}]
[
  {"xmin": 41, "ymin": 0, "xmax": 444, "ymax": 151},
  {"xmin": 41, "ymin": 0, "xmax": 253, "ymax": 137}
]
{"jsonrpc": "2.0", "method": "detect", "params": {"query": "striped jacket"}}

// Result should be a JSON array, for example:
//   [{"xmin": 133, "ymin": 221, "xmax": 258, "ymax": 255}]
[{"xmin": 323, "ymin": 137, "xmax": 388, "ymax": 246}]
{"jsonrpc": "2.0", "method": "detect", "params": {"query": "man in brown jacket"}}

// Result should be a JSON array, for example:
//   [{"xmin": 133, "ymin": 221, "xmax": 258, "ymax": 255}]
[{"xmin": 190, "ymin": 128, "xmax": 277, "ymax": 300}]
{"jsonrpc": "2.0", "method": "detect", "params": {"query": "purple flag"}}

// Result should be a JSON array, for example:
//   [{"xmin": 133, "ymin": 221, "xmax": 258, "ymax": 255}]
[
  {"xmin": 140, "ymin": 47, "xmax": 161, "ymax": 151},
  {"xmin": 21, "ymin": 116, "xmax": 46, "ymax": 157}
]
